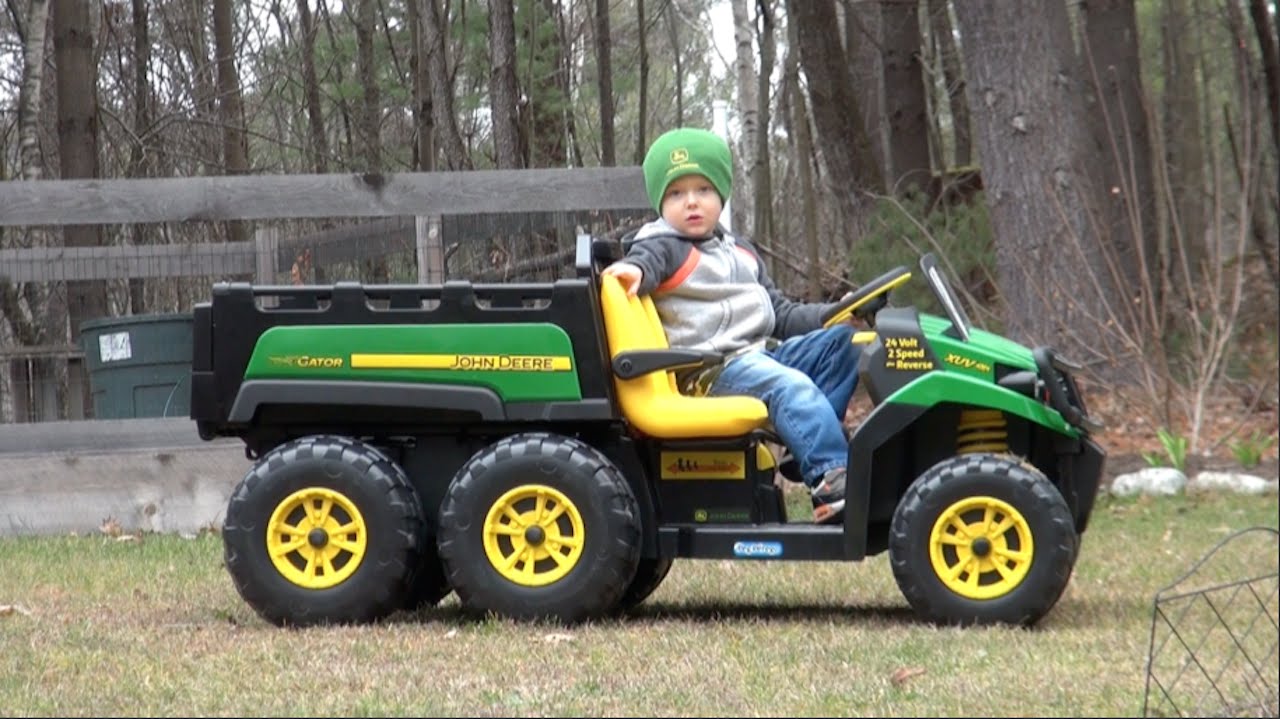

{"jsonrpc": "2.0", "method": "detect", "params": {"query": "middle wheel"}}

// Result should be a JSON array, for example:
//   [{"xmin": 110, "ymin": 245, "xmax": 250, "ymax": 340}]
[{"xmin": 437, "ymin": 432, "xmax": 641, "ymax": 623}]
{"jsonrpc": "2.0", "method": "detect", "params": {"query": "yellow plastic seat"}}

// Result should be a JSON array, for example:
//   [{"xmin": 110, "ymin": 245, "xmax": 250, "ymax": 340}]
[{"xmin": 599, "ymin": 274, "xmax": 769, "ymax": 438}]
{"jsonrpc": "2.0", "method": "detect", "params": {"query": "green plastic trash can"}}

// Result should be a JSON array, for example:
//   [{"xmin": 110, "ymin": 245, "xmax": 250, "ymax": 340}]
[{"xmin": 80, "ymin": 313, "xmax": 194, "ymax": 419}]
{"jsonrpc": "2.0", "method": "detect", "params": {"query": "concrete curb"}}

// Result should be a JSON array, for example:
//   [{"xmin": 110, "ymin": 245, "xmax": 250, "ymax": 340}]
[{"xmin": 1, "ymin": 419, "xmax": 251, "ymax": 537}]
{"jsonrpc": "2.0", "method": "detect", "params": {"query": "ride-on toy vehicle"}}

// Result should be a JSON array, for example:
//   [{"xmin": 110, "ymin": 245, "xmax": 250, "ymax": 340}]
[{"xmin": 191, "ymin": 235, "xmax": 1105, "ymax": 627}]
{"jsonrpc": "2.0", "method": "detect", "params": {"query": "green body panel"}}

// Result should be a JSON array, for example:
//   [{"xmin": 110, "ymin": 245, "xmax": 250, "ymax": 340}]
[
  {"xmin": 244, "ymin": 323, "xmax": 583, "ymax": 402},
  {"xmin": 884, "ymin": 313, "xmax": 1075, "ymax": 436},
  {"xmin": 883, "ymin": 370, "xmax": 1078, "ymax": 437},
  {"xmin": 919, "ymin": 314, "xmax": 1037, "ymax": 380}
]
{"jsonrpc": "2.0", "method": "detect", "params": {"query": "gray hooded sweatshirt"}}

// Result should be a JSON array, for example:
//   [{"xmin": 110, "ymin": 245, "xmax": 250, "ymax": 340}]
[{"xmin": 620, "ymin": 218, "xmax": 838, "ymax": 358}]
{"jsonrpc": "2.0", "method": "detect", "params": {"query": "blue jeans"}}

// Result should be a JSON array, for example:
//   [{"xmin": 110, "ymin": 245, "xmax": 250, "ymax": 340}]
[{"xmin": 707, "ymin": 324, "xmax": 859, "ymax": 487}]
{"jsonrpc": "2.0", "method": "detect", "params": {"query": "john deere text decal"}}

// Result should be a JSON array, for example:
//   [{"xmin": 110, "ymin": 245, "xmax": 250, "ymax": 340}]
[{"xmin": 350, "ymin": 353, "xmax": 572, "ymax": 372}]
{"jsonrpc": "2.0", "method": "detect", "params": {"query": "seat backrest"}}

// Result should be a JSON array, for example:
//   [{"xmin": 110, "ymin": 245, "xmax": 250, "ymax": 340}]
[
  {"xmin": 599, "ymin": 275, "xmax": 679, "ymax": 406},
  {"xmin": 598, "ymin": 274, "xmax": 769, "ymax": 438}
]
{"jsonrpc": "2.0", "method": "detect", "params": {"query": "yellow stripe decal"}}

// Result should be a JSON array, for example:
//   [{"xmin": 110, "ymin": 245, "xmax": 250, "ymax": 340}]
[{"xmin": 350, "ymin": 353, "xmax": 572, "ymax": 371}]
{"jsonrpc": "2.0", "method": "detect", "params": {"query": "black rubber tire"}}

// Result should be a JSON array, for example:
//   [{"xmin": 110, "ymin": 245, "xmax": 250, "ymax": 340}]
[
  {"xmin": 615, "ymin": 557, "xmax": 674, "ymax": 613},
  {"xmin": 222, "ymin": 435, "xmax": 425, "ymax": 626},
  {"xmin": 437, "ymin": 432, "xmax": 641, "ymax": 623},
  {"xmin": 888, "ymin": 453, "xmax": 1078, "ymax": 627}
]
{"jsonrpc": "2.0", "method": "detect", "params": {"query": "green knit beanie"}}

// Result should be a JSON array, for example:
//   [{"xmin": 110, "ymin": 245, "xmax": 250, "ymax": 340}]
[{"xmin": 642, "ymin": 128, "xmax": 733, "ymax": 212}]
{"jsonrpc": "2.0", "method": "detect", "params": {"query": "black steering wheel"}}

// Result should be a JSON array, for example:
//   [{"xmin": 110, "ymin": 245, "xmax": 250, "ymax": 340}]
[{"xmin": 819, "ymin": 265, "xmax": 913, "ymax": 329}]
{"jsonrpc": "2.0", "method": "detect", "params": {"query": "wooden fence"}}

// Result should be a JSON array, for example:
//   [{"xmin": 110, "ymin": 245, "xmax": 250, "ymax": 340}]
[{"xmin": 0, "ymin": 168, "xmax": 653, "ymax": 422}]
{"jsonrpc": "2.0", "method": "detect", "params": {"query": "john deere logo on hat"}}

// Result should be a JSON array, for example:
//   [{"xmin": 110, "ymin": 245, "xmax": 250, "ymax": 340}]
[{"xmin": 670, "ymin": 148, "xmax": 689, "ymax": 164}]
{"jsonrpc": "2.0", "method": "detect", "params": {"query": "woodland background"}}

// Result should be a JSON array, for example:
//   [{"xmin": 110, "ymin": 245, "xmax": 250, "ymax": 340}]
[{"xmin": 0, "ymin": 0, "xmax": 1277, "ymax": 465}]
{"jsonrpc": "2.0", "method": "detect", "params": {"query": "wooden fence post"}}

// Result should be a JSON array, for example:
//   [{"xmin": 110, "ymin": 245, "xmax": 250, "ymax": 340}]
[
  {"xmin": 255, "ymin": 227, "xmax": 279, "ymax": 284},
  {"xmin": 416, "ymin": 215, "xmax": 444, "ymax": 284}
]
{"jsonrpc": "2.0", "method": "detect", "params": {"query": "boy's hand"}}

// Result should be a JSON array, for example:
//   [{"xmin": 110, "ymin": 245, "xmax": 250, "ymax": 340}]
[{"xmin": 603, "ymin": 261, "xmax": 643, "ymax": 297}]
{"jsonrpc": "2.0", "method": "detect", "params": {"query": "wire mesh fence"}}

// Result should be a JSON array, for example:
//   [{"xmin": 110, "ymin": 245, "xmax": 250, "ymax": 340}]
[
  {"xmin": 0, "ymin": 208, "xmax": 654, "ymax": 424},
  {"xmin": 1143, "ymin": 526, "xmax": 1280, "ymax": 718}
]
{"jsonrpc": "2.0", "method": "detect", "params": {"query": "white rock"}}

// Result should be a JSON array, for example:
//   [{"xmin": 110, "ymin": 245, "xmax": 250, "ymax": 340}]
[
  {"xmin": 1190, "ymin": 471, "xmax": 1279, "ymax": 495},
  {"xmin": 1110, "ymin": 467, "xmax": 1187, "ymax": 496}
]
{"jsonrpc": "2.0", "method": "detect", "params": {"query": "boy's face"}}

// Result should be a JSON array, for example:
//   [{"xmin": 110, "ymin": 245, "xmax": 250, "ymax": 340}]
[{"xmin": 660, "ymin": 174, "xmax": 723, "ymax": 238}]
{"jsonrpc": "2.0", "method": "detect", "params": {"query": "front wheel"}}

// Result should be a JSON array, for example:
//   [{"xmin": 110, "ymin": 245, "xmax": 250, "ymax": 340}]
[
  {"xmin": 614, "ymin": 557, "xmax": 674, "ymax": 613},
  {"xmin": 889, "ymin": 454, "xmax": 1078, "ymax": 627}
]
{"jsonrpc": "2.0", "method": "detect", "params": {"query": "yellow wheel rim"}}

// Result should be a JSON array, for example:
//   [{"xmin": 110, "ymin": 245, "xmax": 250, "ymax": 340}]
[
  {"xmin": 929, "ymin": 495, "xmax": 1034, "ymax": 600},
  {"xmin": 266, "ymin": 487, "xmax": 367, "ymax": 589},
  {"xmin": 483, "ymin": 484, "xmax": 584, "ymax": 587}
]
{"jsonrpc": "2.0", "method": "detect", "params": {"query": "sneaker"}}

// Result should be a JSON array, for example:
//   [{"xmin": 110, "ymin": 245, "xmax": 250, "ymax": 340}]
[{"xmin": 811, "ymin": 468, "xmax": 847, "ymax": 524}]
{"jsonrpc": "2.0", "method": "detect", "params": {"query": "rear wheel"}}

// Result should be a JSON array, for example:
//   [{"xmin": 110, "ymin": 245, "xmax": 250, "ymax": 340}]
[
  {"xmin": 889, "ymin": 454, "xmax": 1077, "ymax": 627},
  {"xmin": 222, "ymin": 435, "xmax": 425, "ymax": 626},
  {"xmin": 438, "ymin": 432, "xmax": 641, "ymax": 623}
]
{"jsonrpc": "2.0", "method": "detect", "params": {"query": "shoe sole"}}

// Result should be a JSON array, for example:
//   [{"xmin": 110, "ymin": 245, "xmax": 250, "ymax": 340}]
[{"xmin": 813, "ymin": 498, "xmax": 846, "ymax": 524}]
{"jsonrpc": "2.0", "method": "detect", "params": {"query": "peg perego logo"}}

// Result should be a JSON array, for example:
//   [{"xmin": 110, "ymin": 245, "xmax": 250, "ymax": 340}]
[{"xmin": 732, "ymin": 541, "xmax": 783, "ymax": 558}]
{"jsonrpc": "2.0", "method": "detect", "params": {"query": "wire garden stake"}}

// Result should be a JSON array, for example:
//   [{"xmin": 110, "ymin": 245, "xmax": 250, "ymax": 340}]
[{"xmin": 1143, "ymin": 526, "xmax": 1279, "ymax": 718}]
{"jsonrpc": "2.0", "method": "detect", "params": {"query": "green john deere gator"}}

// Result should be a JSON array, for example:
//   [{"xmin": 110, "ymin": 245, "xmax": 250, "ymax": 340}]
[{"xmin": 190, "ymin": 238, "xmax": 1105, "ymax": 627}]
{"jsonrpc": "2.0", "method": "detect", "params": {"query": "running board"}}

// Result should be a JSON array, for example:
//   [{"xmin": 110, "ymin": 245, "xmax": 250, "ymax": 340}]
[{"xmin": 658, "ymin": 523, "xmax": 851, "ymax": 561}]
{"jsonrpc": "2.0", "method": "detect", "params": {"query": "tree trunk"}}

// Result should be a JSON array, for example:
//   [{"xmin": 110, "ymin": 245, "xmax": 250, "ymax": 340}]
[
  {"xmin": 753, "ymin": 0, "xmax": 777, "ymax": 247},
  {"xmin": 927, "ymin": 0, "xmax": 970, "ymax": 168},
  {"xmin": 882, "ymin": 0, "xmax": 931, "ymax": 192},
  {"xmin": 128, "ymin": 0, "xmax": 153, "ymax": 313},
  {"xmin": 594, "ymin": 0, "xmax": 615, "ymax": 166},
  {"xmin": 422, "ymin": 0, "xmax": 470, "ymax": 169},
  {"xmin": 53, "ymin": 0, "xmax": 107, "ymax": 416},
  {"xmin": 182, "ymin": 0, "xmax": 220, "ymax": 173},
  {"xmin": 5, "ymin": 0, "xmax": 52, "ymax": 421},
  {"xmin": 1163, "ymin": 0, "xmax": 1207, "ymax": 282},
  {"xmin": 731, "ymin": 0, "xmax": 758, "ymax": 235},
  {"xmin": 784, "ymin": 23, "xmax": 820, "ymax": 301},
  {"xmin": 843, "ymin": 0, "xmax": 887, "ymax": 183},
  {"xmin": 1225, "ymin": 0, "xmax": 1279, "ymax": 288},
  {"xmin": 213, "ymin": 0, "xmax": 249, "ymax": 248},
  {"xmin": 1247, "ymin": 0, "xmax": 1280, "ymax": 159},
  {"xmin": 355, "ymin": 0, "xmax": 381, "ymax": 172},
  {"xmin": 788, "ymin": 0, "xmax": 883, "ymax": 241},
  {"xmin": 317, "ymin": 0, "xmax": 354, "ymax": 163},
  {"xmin": 527, "ymin": 0, "xmax": 570, "ymax": 168},
  {"xmin": 488, "ymin": 0, "xmax": 521, "ymax": 168},
  {"xmin": 665, "ymin": 2, "xmax": 683, "ymax": 126},
  {"xmin": 1081, "ymin": 0, "xmax": 1157, "ymax": 296},
  {"xmin": 952, "ymin": 0, "xmax": 1120, "ymax": 368},
  {"xmin": 297, "ymin": 0, "xmax": 331, "ymax": 173},
  {"xmin": 634, "ymin": 0, "xmax": 648, "ymax": 164},
  {"xmin": 17, "ymin": 0, "xmax": 50, "ymax": 180}
]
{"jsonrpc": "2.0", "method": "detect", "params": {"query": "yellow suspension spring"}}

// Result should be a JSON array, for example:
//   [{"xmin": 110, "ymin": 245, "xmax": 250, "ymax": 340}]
[{"xmin": 957, "ymin": 408, "xmax": 1009, "ymax": 454}]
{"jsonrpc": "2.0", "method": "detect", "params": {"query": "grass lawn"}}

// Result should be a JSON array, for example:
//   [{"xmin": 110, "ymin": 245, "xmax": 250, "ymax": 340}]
[{"xmin": 1, "ymin": 490, "xmax": 1276, "ymax": 717}]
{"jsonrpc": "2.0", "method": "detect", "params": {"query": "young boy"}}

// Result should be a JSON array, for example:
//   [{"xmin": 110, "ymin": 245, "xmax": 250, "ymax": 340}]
[{"xmin": 603, "ymin": 127, "xmax": 861, "ymax": 524}]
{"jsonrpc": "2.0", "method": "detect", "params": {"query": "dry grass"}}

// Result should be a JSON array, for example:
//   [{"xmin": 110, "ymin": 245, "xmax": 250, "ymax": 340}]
[{"xmin": 0, "ymin": 491, "xmax": 1276, "ymax": 717}]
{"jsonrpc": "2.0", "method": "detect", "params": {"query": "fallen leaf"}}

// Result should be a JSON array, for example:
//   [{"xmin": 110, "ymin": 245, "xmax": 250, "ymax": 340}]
[{"xmin": 890, "ymin": 667, "xmax": 926, "ymax": 687}]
